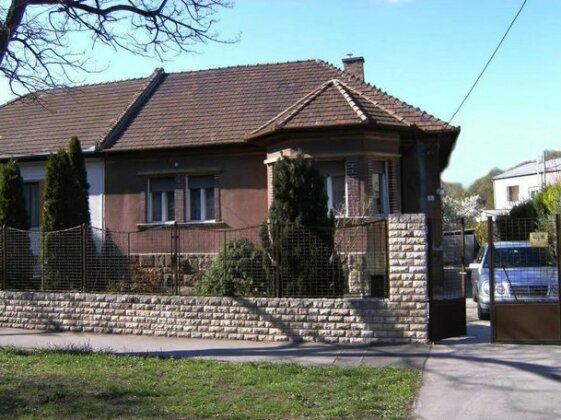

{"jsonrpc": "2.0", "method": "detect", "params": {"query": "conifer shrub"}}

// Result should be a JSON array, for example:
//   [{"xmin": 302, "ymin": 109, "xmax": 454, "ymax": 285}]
[
  {"xmin": 0, "ymin": 159, "xmax": 35, "ymax": 289},
  {"xmin": 260, "ymin": 154, "xmax": 345, "ymax": 297}
]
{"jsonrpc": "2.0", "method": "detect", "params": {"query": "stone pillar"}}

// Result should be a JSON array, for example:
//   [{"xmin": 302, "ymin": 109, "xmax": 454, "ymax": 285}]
[{"xmin": 387, "ymin": 213, "xmax": 429, "ymax": 341}]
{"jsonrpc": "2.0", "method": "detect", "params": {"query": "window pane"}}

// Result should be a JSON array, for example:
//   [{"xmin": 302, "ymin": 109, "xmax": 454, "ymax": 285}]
[
  {"xmin": 190, "ymin": 188, "xmax": 201, "ymax": 220},
  {"xmin": 331, "ymin": 176, "xmax": 346, "ymax": 213},
  {"xmin": 205, "ymin": 187, "xmax": 215, "ymax": 220},
  {"xmin": 152, "ymin": 192, "xmax": 162, "ymax": 221},
  {"xmin": 166, "ymin": 191, "xmax": 175, "ymax": 221},
  {"xmin": 372, "ymin": 173, "xmax": 383, "ymax": 214},
  {"xmin": 23, "ymin": 183, "xmax": 39, "ymax": 228},
  {"xmin": 150, "ymin": 177, "xmax": 174, "ymax": 193}
]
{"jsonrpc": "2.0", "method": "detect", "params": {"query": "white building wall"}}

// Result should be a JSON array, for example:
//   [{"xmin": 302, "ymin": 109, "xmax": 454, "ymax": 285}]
[
  {"xmin": 18, "ymin": 158, "xmax": 105, "ymax": 230},
  {"xmin": 493, "ymin": 170, "xmax": 561, "ymax": 210}
]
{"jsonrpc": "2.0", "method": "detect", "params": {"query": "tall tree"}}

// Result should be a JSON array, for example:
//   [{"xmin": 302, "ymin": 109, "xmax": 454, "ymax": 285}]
[
  {"xmin": 0, "ymin": 159, "xmax": 35, "ymax": 289},
  {"xmin": 260, "ymin": 154, "xmax": 344, "ymax": 297},
  {"xmin": 67, "ymin": 136, "xmax": 90, "ymax": 226},
  {"xmin": 0, "ymin": 0, "xmax": 232, "ymax": 94},
  {"xmin": 42, "ymin": 150, "xmax": 74, "ymax": 232},
  {"xmin": 0, "ymin": 158, "xmax": 28, "ymax": 229}
]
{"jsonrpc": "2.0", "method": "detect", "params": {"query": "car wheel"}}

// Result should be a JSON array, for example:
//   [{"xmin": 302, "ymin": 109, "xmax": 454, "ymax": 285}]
[{"xmin": 477, "ymin": 301, "xmax": 489, "ymax": 321}]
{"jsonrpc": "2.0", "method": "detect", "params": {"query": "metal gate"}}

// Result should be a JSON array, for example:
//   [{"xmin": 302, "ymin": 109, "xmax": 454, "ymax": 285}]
[
  {"xmin": 428, "ymin": 218, "xmax": 468, "ymax": 341},
  {"xmin": 485, "ymin": 216, "xmax": 561, "ymax": 344}
]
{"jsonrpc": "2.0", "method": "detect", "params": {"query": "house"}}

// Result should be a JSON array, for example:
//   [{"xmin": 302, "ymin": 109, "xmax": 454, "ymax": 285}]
[
  {"xmin": 0, "ymin": 56, "xmax": 459, "ymax": 235},
  {"xmin": 493, "ymin": 157, "xmax": 561, "ymax": 210}
]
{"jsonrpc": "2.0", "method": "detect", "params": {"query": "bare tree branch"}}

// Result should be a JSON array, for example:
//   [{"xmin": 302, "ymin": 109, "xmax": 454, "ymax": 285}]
[{"xmin": 0, "ymin": 0, "xmax": 233, "ymax": 95}]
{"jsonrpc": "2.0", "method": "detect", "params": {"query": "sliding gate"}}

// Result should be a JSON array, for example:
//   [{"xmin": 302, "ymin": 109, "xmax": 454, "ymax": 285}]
[{"xmin": 487, "ymin": 216, "xmax": 561, "ymax": 344}]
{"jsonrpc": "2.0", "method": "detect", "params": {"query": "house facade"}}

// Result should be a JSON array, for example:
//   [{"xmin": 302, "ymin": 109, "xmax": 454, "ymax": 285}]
[
  {"xmin": 0, "ymin": 57, "xmax": 459, "ymax": 235},
  {"xmin": 493, "ymin": 157, "xmax": 561, "ymax": 210}
]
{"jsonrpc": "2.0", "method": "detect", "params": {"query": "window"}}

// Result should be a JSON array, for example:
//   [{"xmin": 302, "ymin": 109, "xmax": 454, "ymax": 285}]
[
  {"xmin": 23, "ymin": 182, "xmax": 40, "ymax": 228},
  {"xmin": 371, "ymin": 162, "xmax": 389, "ymax": 215},
  {"xmin": 187, "ymin": 175, "xmax": 215, "ymax": 221},
  {"xmin": 324, "ymin": 175, "xmax": 346, "ymax": 215},
  {"xmin": 148, "ymin": 177, "xmax": 175, "ymax": 222},
  {"xmin": 507, "ymin": 185, "xmax": 519, "ymax": 202}
]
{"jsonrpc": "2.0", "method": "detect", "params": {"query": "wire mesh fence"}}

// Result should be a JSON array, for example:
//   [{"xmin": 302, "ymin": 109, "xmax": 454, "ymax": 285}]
[
  {"xmin": 485, "ymin": 217, "xmax": 560, "ymax": 303},
  {"xmin": 0, "ymin": 219, "xmax": 388, "ymax": 298}
]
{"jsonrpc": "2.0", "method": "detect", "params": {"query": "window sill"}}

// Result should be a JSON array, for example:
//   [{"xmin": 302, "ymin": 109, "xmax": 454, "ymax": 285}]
[{"xmin": 136, "ymin": 221, "xmax": 226, "ymax": 230}]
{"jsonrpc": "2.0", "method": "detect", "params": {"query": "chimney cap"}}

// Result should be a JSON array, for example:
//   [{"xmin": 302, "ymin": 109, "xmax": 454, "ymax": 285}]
[{"xmin": 342, "ymin": 55, "xmax": 364, "ymax": 63}]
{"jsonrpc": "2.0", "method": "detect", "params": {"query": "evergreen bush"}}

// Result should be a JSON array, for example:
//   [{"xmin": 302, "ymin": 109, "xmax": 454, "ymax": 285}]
[
  {"xmin": 194, "ymin": 238, "xmax": 266, "ymax": 296},
  {"xmin": 0, "ymin": 159, "xmax": 35, "ymax": 289},
  {"xmin": 260, "ymin": 154, "xmax": 344, "ymax": 297}
]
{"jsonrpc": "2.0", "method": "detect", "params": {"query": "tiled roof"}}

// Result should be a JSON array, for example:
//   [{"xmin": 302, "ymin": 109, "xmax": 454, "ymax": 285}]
[
  {"xmin": 112, "ymin": 59, "xmax": 457, "ymax": 151},
  {"xmin": 494, "ymin": 157, "xmax": 561, "ymax": 180},
  {"xmin": 249, "ymin": 79, "xmax": 407, "ymax": 139},
  {"xmin": 0, "ymin": 75, "xmax": 154, "ymax": 157},
  {"xmin": 0, "ymin": 59, "xmax": 458, "ymax": 155}
]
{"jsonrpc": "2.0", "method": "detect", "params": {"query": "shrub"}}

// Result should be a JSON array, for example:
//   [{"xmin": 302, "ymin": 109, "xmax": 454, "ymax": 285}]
[
  {"xmin": 194, "ymin": 238, "xmax": 266, "ymax": 296},
  {"xmin": 0, "ymin": 160, "xmax": 35, "ymax": 289},
  {"xmin": 260, "ymin": 154, "xmax": 344, "ymax": 297}
]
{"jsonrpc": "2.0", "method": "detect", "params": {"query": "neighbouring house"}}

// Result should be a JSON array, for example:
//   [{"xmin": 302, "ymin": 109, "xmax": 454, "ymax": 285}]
[
  {"xmin": 493, "ymin": 157, "xmax": 561, "ymax": 211},
  {"xmin": 0, "ymin": 56, "xmax": 459, "ymax": 233}
]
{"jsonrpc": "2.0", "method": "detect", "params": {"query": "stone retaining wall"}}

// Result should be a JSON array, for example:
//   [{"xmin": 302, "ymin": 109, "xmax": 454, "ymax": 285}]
[{"xmin": 0, "ymin": 214, "xmax": 429, "ymax": 344}]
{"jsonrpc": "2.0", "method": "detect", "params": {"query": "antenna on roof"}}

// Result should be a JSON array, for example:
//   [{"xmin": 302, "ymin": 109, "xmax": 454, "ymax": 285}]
[{"xmin": 346, "ymin": 53, "xmax": 353, "ymax": 58}]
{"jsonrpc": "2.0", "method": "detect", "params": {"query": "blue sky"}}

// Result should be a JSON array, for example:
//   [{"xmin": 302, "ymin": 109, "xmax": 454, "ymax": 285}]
[{"xmin": 1, "ymin": 0, "xmax": 560, "ymax": 186}]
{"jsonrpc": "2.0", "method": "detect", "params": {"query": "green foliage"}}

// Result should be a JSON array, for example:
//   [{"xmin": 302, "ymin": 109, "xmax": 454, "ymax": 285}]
[
  {"xmin": 67, "ymin": 137, "xmax": 91, "ymax": 226},
  {"xmin": 0, "ymin": 159, "xmax": 29, "ymax": 229},
  {"xmin": 41, "ymin": 151, "xmax": 80, "ymax": 290},
  {"xmin": 260, "ymin": 154, "xmax": 344, "ymax": 297},
  {"xmin": 0, "ymin": 160, "xmax": 35, "ymax": 289},
  {"xmin": 466, "ymin": 168, "xmax": 502, "ymax": 209},
  {"xmin": 267, "ymin": 154, "xmax": 331, "ymax": 226},
  {"xmin": 194, "ymin": 238, "xmax": 266, "ymax": 296},
  {"xmin": 42, "ymin": 150, "xmax": 74, "ymax": 232}
]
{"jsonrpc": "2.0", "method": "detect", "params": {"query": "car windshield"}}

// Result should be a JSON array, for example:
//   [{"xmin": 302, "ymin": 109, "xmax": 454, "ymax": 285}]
[{"xmin": 484, "ymin": 246, "xmax": 554, "ymax": 268}]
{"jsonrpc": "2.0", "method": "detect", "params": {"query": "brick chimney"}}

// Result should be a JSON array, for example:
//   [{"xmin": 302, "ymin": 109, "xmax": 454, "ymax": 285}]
[{"xmin": 342, "ymin": 55, "xmax": 365, "ymax": 81}]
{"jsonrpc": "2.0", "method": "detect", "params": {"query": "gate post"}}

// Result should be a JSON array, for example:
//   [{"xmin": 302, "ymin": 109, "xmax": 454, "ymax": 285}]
[
  {"xmin": 1, "ymin": 226, "xmax": 6, "ymax": 290},
  {"xmin": 555, "ymin": 214, "xmax": 561, "ymax": 341},
  {"xmin": 172, "ymin": 222, "xmax": 179, "ymax": 296},
  {"xmin": 487, "ymin": 216, "xmax": 495, "ymax": 343},
  {"xmin": 81, "ymin": 223, "xmax": 87, "ymax": 292}
]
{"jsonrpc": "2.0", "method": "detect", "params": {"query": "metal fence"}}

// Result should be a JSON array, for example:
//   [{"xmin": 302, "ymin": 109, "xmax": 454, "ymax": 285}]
[{"xmin": 0, "ymin": 219, "xmax": 388, "ymax": 298}]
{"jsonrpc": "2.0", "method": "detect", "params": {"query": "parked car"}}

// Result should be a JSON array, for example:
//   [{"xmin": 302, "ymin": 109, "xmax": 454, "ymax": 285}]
[{"xmin": 469, "ymin": 241, "xmax": 559, "ymax": 320}]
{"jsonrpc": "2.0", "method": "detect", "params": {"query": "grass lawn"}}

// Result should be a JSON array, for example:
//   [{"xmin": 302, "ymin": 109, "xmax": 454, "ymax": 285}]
[{"xmin": 0, "ymin": 347, "xmax": 421, "ymax": 419}]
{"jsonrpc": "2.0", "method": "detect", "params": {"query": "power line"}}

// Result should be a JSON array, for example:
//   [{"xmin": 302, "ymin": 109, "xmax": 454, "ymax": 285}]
[{"xmin": 448, "ymin": 0, "xmax": 528, "ymax": 123}]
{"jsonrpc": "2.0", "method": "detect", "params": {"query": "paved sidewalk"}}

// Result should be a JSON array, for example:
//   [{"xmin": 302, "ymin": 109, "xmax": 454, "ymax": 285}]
[
  {"xmin": 413, "ymin": 318, "xmax": 561, "ymax": 420},
  {"xmin": 0, "ymin": 327, "xmax": 429, "ymax": 369}
]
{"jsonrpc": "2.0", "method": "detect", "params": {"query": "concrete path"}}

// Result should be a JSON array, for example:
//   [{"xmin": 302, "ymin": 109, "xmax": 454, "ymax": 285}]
[
  {"xmin": 0, "ymin": 327, "xmax": 429, "ymax": 369},
  {"xmin": 413, "ymin": 305, "xmax": 561, "ymax": 420}
]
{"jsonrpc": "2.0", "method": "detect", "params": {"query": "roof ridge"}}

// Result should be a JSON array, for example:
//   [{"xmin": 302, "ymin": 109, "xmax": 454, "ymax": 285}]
[
  {"xmin": 332, "ymin": 80, "xmax": 369, "ymax": 123},
  {"xmin": 335, "ymin": 79, "xmax": 408, "ymax": 126},
  {"xmin": 249, "ymin": 79, "xmax": 333, "ymax": 135},
  {"xmin": 97, "ymin": 68, "xmax": 166, "ymax": 150},
  {"xmin": 316, "ymin": 59, "xmax": 458, "ymax": 131},
  {"xmin": 167, "ymin": 59, "xmax": 321, "ymax": 77}
]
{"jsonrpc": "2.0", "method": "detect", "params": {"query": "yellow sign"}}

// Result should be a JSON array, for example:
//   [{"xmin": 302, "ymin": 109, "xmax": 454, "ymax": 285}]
[{"xmin": 529, "ymin": 231, "xmax": 548, "ymax": 247}]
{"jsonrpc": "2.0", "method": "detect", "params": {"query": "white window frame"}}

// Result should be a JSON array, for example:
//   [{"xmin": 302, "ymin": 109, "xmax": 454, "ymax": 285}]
[
  {"xmin": 185, "ymin": 175, "xmax": 216, "ymax": 223},
  {"xmin": 325, "ymin": 174, "xmax": 347, "ymax": 217},
  {"xmin": 147, "ymin": 178, "xmax": 175, "ymax": 224}
]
